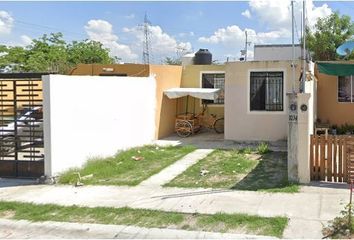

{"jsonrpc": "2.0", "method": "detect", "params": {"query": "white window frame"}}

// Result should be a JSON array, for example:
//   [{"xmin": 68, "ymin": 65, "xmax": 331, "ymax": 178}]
[
  {"xmin": 199, "ymin": 71, "xmax": 225, "ymax": 107},
  {"xmin": 337, "ymin": 75, "xmax": 354, "ymax": 104},
  {"xmin": 247, "ymin": 68, "xmax": 287, "ymax": 115}
]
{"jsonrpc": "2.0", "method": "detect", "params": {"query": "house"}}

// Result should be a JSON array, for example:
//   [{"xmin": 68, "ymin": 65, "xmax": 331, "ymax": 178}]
[
  {"xmin": 315, "ymin": 61, "xmax": 354, "ymax": 126},
  {"xmin": 225, "ymin": 60, "xmax": 304, "ymax": 141},
  {"xmin": 70, "ymin": 57, "xmax": 316, "ymax": 143},
  {"xmin": 254, "ymin": 44, "xmax": 302, "ymax": 61}
]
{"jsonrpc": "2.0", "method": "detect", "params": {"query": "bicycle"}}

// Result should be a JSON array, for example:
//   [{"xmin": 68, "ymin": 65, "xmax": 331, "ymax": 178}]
[{"xmin": 175, "ymin": 104, "xmax": 224, "ymax": 137}]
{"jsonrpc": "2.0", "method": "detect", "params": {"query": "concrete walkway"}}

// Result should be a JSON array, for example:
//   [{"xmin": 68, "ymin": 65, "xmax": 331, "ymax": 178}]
[
  {"xmin": 153, "ymin": 131, "xmax": 287, "ymax": 152},
  {"xmin": 139, "ymin": 149, "xmax": 213, "ymax": 187},
  {"xmin": 0, "ymin": 219, "xmax": 275, "ymax": 239},
  {"xmin": 0, "ymin": 181, "xmax": 349, "ymax": 239}
]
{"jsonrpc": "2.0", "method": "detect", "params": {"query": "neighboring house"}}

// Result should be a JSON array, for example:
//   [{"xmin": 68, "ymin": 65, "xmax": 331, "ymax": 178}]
[
  {"xmin": 315, "ymin": 61, "xmax": 354, "ymax": 126},
  {"xmin": 254, "ymin": 44, "xmax": 302, "ymax": 61}
]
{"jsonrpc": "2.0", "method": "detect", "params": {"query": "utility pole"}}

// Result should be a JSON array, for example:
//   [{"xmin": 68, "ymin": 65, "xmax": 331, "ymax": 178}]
[
  {"xmin": 301, "ymin": 0, "xmax": 306, "ymax": 93},
  {"xmin": 291, "ymin": 0, "xmax": 296, "ymax": 93},
  {"xmin": 142, "ymin": 13, "xmax": 151, "ymax": 65}
]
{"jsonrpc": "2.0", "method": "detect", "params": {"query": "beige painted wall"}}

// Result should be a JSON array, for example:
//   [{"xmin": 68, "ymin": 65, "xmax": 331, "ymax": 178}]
[
  {"xmin": 316, "ymin": 63, "xmax": 354, "ymax": 126},
  {"xmin": 150, "ymin": 65, "xmax": 182, "ymax": 139},
  {"xmin": 225, "ymin": 60, "xmax": 301, "ymax": 141},
  {"xmin": 180, "ymin": 65, "xmax": 225, "ymax": 118}
]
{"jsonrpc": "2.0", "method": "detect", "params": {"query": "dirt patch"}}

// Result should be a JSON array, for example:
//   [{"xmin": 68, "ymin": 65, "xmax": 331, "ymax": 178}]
[
  {"xmin": 245, "ymin": 153, "xmax": 262, "ymax": 161},
  {"xmin": 0, "ymin": 210, "xmax": 15, "ymax": 219}
]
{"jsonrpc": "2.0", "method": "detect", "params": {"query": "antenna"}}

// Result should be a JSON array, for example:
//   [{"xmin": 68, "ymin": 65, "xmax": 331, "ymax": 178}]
[
  {"xmin": 142, "ymin": 13, "xmax": 151, "ymax": 65},
  {"xmin": 240, "ymin": 31, "xmax": 251, "ymax": 61}
]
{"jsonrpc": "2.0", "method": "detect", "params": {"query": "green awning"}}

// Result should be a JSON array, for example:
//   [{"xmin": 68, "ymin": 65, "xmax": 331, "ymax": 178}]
[{"xmin": 317, "ymin": 62, "xmax": 354, "ymax": 76}]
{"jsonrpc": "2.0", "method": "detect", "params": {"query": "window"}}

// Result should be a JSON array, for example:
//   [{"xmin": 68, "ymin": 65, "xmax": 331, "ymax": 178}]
[
  {"xmin": 338, "ymin": 75, "xmax": 354, "ymax": 102},
  {"xmin": 250, "ymin": 71, "xmax": 284, "ymax": 111},
  {"xmin": 201, "ymin": 73, "xmax": 225, "ymax": 104}
]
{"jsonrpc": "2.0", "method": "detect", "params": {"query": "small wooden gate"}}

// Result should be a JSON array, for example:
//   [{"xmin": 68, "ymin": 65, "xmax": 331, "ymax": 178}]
[{"xmin": 310, "ymin": 135, "xmax": 350, "ymax": 182}]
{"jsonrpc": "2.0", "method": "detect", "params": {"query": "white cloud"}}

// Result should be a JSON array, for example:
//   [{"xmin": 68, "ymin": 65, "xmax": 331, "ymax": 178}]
[
  {"xmin": 248, "ymin": 0, "xmax": 332, "ymax": 30},
  {"xmin": 123, "ymin": 24, "xmax": 192, "ymax": 60},
  {"xmin": 199, "ymin": 25, "xmax": 290, "ymax": 47},
  {"xmin": 306, "ymin": 0, "xmax": 332, "ymax": 28},
  {"xmin": 0, "ymin": 11, "xmax": 14, "ymax": 35},
  {"xmin": 249, "ymin": 0, "xmax": 290, "ymax": 28},
  {"xmin": 241, "ymin": 9, "xmax": 251, "ymax": 19},
  {"xmin": 20, "ymin": 35, "xmax": 32, "ymax": 46},
  {"xmin": 85, "ymin": 19, "xmax": 138, "ymax": 62},
  {"xmin": 198, "ymin": 25, "xmax": 252, "ymax": 46}
]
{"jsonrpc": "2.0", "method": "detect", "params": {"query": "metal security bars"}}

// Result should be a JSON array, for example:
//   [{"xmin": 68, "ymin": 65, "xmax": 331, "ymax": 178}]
[
  {"xmin": 0, "ymin": 74, "xmax": 44, "ymax": 178},
  {"xmin": 250, "ymin": 72, "xmax": 284, "ymax": 111},
  {"xmin": 201, "ymin": 73, "xmax": 225, "ymax": 105}
]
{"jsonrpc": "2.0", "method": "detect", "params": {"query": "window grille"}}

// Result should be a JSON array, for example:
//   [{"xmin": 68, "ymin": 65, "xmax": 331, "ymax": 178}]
[{"xmin": 250, "ymin": 72, "xmax": 283, "ymax": 111}]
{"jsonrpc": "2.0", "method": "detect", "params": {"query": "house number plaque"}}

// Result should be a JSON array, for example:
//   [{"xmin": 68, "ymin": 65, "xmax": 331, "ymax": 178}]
[{"xmin": 289, "ymin": 103, "xmax": 298, "ymax": 122}]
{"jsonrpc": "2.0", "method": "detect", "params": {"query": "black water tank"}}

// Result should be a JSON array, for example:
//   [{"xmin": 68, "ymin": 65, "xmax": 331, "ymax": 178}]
[{"xmin": 194, "ymin": 49, "xmax": 212, "ymax": 65}]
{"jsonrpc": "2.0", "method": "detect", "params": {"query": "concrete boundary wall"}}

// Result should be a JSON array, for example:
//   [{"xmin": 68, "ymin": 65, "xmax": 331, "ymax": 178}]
[{"xmin": 43, "ymin": 75, "xmax": 156, "ymax": 176}]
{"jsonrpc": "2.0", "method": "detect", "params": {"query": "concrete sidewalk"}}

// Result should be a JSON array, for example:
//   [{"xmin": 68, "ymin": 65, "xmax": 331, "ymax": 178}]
[
  {"xmin": 0, "ymin": 219, "xmax": 275, "ymax": 239},
  {"xmin": 139, "ymin": 149, "xmax": 213, "ymax": 187},
  {"xmin": 0, "ymin": 182, "xmax": 349, "ymax": 238}
]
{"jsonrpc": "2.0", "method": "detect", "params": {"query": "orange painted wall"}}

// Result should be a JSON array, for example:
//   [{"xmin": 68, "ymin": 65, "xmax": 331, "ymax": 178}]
[
  {"xmin": 150, "ymin": 65, "xmax": 182, "ymax": 139},
  {"xmin": 70, "ymin": 64, "xmax": 149, "ymax": 77},
  {"xmin": 316, "ymin": 62, "xmax": 354, "ymax": 126}
]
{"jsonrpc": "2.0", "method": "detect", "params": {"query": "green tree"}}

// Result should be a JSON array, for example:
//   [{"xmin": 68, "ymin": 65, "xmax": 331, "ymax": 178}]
[
  {"xmin": 67, "ymin": 40, "xmax": 114, "ymax": 66},
  {"xmin": 305, "ymin": 12, "xmax": 354, "ymax": 61},
  {"xmin": 163, "ymin": 56, "xmax": 182, "ymax": 65},
  {"xmin": 25, "ymin": 32, "xmax": 68, "ymax": 73},
  {"xmin": 0, "ymin": 32, "xmax": 115, "ymax": 74}
]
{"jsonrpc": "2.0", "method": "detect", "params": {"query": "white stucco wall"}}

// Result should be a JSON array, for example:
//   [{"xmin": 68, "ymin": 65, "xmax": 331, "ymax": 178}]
[
  {"xmin": 43, "ymin": 75, "xmax": 156, "ymax": 176},
  {"xmin": 254, "ymin": 45, "xmax": 302, "ymax": 61},
  {"xmin": 225, "ymin": 61, "xmax": 301, "ymax": 141},
  {"xmin": 305, "ymin": 77, "xmax": 317, "ymax": 135}
]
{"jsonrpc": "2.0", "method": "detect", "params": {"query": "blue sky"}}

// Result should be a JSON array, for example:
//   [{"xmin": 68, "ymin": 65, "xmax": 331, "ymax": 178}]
[{"xmin": 0, "ymin": 1, "xmax": 353, "ymax": 63}]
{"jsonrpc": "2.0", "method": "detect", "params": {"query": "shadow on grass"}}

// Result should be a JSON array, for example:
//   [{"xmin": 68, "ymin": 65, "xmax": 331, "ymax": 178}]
[{"xmin": 231, "ymin": 152, "xmax": 298, "ymax": 193}]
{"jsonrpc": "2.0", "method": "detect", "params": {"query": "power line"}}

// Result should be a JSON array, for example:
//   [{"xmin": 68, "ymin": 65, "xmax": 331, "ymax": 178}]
[{"xmin": 14, "ymin": 19, "xmax": 87, "ymax": 39}]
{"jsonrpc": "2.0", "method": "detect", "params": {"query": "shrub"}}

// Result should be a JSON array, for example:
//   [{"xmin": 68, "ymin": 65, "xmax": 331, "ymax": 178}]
[
  {"xmin": 257, "ymin": 142, "xmax": 271, "ymax": 154},
  {"xmin": 323, "ymin": 203, "xmax": 353, "ymax": 238}
]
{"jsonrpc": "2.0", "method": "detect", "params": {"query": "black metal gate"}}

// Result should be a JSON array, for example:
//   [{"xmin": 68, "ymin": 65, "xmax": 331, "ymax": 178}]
[{"xmin": 0, "ymin": 73, "xmax": 45, "ymax": 178}]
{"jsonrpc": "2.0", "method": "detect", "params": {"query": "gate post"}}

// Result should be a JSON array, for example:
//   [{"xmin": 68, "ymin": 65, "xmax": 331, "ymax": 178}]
[{"xmin": 287, "ymin": 92, "xmax": 311, "ymax": 183}]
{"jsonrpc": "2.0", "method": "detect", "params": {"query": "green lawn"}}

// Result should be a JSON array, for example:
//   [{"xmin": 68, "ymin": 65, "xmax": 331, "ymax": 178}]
[
  {"xmin": 165, "ymin": 149, "xmax": 298, "ymax": 193},
  {"xmin": 0, "ymin": 201, "xmax": 288, "ymax": 237},
  {"xmin": 59, "ymin": 145, "xmax": 195, "ymax": 186}
]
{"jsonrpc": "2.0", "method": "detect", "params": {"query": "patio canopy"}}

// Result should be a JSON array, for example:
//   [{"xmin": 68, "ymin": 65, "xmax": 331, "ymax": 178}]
[
  {"xmin": 317, "ymin": 62, "xmax": 354, "ymax": 76},
  {"xmin": 164, "ymin": 88, "xmax": 220, "ymax": 100}
]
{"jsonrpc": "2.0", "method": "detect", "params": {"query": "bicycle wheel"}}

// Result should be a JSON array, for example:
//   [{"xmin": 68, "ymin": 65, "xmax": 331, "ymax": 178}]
[
  {"xmin": 214, "ymin": 118, "xmax": 224, "ymax": 134},
  {"xmin": 176, "ymin": 120, "xmax": 193, "ymax": 137}
]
